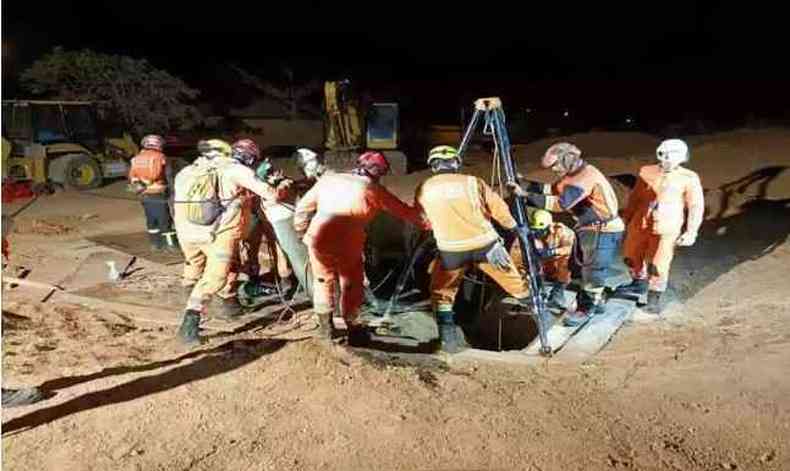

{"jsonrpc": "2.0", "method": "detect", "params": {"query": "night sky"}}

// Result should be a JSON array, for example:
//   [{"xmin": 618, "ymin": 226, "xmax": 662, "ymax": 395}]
[{"xmin": 3, "ymin": 1, "xmax": 788, "ymax": 123}]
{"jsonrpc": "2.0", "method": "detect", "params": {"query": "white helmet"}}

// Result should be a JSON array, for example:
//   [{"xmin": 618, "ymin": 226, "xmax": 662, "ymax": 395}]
[
  {"xmin": 294, "ymin": 147, "xmax": 324, "ymax": 178},
  {"xmin": 656, "ymin": 139, "xmax": 689, "ymax": 172}
]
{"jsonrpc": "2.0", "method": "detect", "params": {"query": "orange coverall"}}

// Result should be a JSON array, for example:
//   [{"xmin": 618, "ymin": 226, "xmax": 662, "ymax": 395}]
[
  {"xmin": 293, "ymin": 173, "xmax": 426, "ymax": 323},
  {"xmin": 415, "ymin": 173, "xmax": 530, "ymax": 311},
  {"xmin": 510, "ymin": 222, "xmax": 576, "ymax": 284},
  {"xmin": 622, "ymin": 164, "xmax": 704, "ymax": 291}
]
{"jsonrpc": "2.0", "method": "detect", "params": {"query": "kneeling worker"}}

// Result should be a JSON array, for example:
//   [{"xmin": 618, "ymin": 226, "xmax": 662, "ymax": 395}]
[
  {"xmin": 415, "ymin": 145, "xmax": 532, "ymax": 354},
  {"xmin": 511, "ymin": 209, "xmax": 576, "ymax": 310}
]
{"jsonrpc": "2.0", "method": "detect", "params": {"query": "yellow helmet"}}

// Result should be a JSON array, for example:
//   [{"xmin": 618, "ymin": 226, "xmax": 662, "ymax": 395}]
[
  {"xmin": 427, "ymin": 145, "xmax": 461, "ymax": 164},
  {"xmin": 529, "ymin": 209, "xmax": 553, "ymax": 231},
  {"xmin": 202, "ymin": 139, "xmax": 232, "ymax": 158}
]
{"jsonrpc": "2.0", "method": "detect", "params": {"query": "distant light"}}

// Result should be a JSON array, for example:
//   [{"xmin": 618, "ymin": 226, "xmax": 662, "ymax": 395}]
[
  {"xmin": 625, "ymin": 117, "xmax": 633, "ymax": 124},
  {"xmin": 563, "ymin": 111, "xmax": 569, "ymax": 117},
  {"xmin": 525, "ymin": 108, "xmax": 532, "ymax": 113}
]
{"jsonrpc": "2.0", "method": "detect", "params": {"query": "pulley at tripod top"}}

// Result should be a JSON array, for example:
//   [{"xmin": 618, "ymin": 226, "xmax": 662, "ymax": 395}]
[{"xmin": 473, "ymin": 97, "xmax": 503, "ymax": 111}]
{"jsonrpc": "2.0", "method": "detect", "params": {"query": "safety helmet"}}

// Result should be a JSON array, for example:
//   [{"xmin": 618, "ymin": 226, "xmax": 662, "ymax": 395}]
[
  {"xmin": 656, "ymin": 139, "xmax": 689, "ymax": 172},
  {"xmin": 529, "ymin": 209, "xmax": 553, "ymax": 230},
  {"xmin": 294, "ymin": 147, "xmax": 320, "ymax": 167},
  {"xmin": 140, "ymin": 134, "xmax": 165, "ymax": 151},
  {"xmin": 427, "ymin": 145, "xmax": 461, "ymax": 173},
  {"xmin": 541, "ymin": 142, "xmax": 583, "ymax": 176},
  {"xmin": 356, "ymin": 151, "xmax": 390, "ymax": 179},
  {"xmin": 427, "ymin": 145, "xmax": 461, "ymax": 164},
  {"xmin": 201, "ymin": 139, "xmax": 232, "ymax": 159},
  {"xmin": 231, "ymin": 138, "xmax": 260, "ymax": 166}
]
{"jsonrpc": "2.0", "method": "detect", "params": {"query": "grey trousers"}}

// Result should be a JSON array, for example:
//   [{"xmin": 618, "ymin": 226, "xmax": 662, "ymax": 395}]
[{"xmin": 271, "ymin": 217, "xmax": 313, "ymax": 298}]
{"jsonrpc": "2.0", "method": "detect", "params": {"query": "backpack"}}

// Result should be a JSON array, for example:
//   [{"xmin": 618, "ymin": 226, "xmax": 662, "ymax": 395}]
[{"xmin": 183, "ymin": 165, "xmax": 225, "ymax": 226}]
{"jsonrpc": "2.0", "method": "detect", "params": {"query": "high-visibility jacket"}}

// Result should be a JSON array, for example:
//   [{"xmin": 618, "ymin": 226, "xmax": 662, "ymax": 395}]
[
  {"xmin": 415, "ymin": 173, "xmax": 516, "ymax": 252},
  {"xmin": 622, "ymin": 164, "xmax": 704, "ymax": 236},
  {"xmin": 533, "ymin": 163, "xmax": 625, "ymax": 233},
  {"xmin": 129, "ymin": 149, "xmax": 169, "ymax": 195}
]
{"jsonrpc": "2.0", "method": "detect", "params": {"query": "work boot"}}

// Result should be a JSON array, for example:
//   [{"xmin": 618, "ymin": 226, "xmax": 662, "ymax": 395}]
[
  {"xmin": 346, "ymin": 322, "xmax": 371, "ymax": 347},
  {"xmin": 177, "ymin": 309, "xmax": 202, "ymax": 346},
  {"xmin": 148, "ymin": 233, "xmax": 164, "ymax": 252},
  {"xmin": 162, "ymin": 232, "xmax": 181, "ymax": 254},
  {"xmin": 1, "ymin": 387, "xmax": 44, "ymax": 408},
  {"xmin": 564, "ymin": 293, "xmax": 592, "ymax": 327},
  {"xmin": 616, "ymin": 279, "xmax": 648, "ymax": 297},
  {"xmin": 547, "ymin": 284, "xmax": 568, "ymax": 310},
  {"xmin": 216, "ymin": 297, "xmax": 244, "ymax": 320},
  {"xmin": 436, "ymin": 310, "xmax": 467, "ymax": 354},
  {"xmin": 644, "ymin": 290, "xmax": 663, "ymax": 315},
  {"xmin": 315, "ymin": 311, "xmax": 333, "ymax": 344}
]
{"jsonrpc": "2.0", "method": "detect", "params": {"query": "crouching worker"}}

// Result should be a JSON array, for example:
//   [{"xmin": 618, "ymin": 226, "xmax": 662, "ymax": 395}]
[
  {"xmin": 617, "ymin": 139, "xmax": 704, "ymax": 314},
  {"xmin": 128, "ymin": 134, "xmax": 178, "ymax": 252},
  {"xmin": 294, "ymin": 151, "xmax": 428, "ymax": 345},
  {"xmin": 415, "ymin": 146, "xmax": 532, "ymax": 354},
  {"xmin": 511, "ymin": 209, "xmax": 575, "ymax": 310},
  {"xmin": 173, "ymin": 139, "xmax": 287, "ymax": 346}
]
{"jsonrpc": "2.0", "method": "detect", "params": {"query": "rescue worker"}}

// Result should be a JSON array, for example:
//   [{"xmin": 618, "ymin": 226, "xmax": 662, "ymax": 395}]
[
  {"xmin": 174, "ymin": 139, "xmax": 287, "ymax": 345},
  {"xmin": 617, "ymin": 139, "xmax": 704, "ymax": 314},
  {"xmin": 511, "ymin": 209, "xmax": 575, "ymax": 310},
  {"xmin": 128, "ymin": 134, "xmax": 178, "ymax": 252},
  {"xmin": 294, "ymin": 151, "xmax": 427, "ymax": 345},
  {"xmin": 415, "ymin": 145, "xmax": 532, "ymax": 354},
  {"xmin": 294, "ymin": 147, "xmax": 331, "ymax": 182},
  {"xmin": 254, "ymin": 157, "xmax": 313, "ymax": 297},
  {"xmin": 509, "ymin": 143, "xmax": 625, "ymax": 326}
]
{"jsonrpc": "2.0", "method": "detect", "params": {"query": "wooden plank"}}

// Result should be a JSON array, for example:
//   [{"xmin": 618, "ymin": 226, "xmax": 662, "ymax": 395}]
[
  {"xmin": 451, "ymin": 348, "xmax": 542, "ymax": 366},
  {"xmin": 522, "ymin": 322, "xmax": 581, "ymax": 356},
  {"xmin": 554, "ymin": 298, "xmax": 636, "ymax": 361},
  {"xmin": 522, "ymin": 289, "xmax": 580, "ymax": 356}
]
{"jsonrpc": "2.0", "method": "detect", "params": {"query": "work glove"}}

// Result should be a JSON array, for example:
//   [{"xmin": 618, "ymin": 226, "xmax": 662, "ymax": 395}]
[
  {"xmin": 506, "ymin": 182, "xmax": 527, "ymax": 197},
  {"xmin": 676, "ymin": 231, "xmax": 698, "ymax": 247},
  {"xmin": 485, "ymin": 241, "xmax": 512, "ymax": 272}
]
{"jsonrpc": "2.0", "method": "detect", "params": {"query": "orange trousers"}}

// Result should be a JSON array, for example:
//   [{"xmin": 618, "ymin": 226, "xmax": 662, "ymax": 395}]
[
  {"xmin": 430, "ymin": 255, "xmax": 530, "ymax": 312},
  {"xmin": 308, "ymin": 245, "xmax": 365, "ymax": 323},
  {"xmin": 622, "ymin": 229, "xmax": 677, "ymax": 292},
  {"xmin": 181, "ymin": 229, "xmax": 241, "ymax": 312}
]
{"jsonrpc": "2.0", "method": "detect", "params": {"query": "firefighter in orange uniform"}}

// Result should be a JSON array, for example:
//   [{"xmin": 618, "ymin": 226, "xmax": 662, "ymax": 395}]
[
  {"xmin": 128, "ymin": 134, "xmax": 178, "ymax": 252},
  {"xmin": 294, "ymin": 151, "xmax": 428, "ymax": 344},
  {"xmin": 416, "ymin": 145, "xmax": 532, "ymax": 353},
  {"xmin": 509, "ymin": 143, "xmax": 625, "ymax": 326},
  {"xmin": 617, "ymin": 139, "xmax": 704, "ymax": 314}
]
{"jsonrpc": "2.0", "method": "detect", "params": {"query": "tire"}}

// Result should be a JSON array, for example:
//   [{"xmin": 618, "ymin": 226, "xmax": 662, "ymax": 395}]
[{"xmin": 64, "ymin": 155, "xmax": 103, "ymax": 190}]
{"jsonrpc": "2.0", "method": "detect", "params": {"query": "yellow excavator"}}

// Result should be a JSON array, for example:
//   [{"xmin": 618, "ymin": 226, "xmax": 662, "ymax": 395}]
[
  {"xmin": 1, "ymin": 100, "xmax": 137, "ymax": 191},
  {"xmin": 323, "ymin": 80, "xmax": 408, "ymax": 175}
]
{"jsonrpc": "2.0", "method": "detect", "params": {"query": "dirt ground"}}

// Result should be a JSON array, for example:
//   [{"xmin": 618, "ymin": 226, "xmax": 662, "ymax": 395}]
[{"xmin": 2, "ymin": 129, "xmax": 789, "ymax": 470}]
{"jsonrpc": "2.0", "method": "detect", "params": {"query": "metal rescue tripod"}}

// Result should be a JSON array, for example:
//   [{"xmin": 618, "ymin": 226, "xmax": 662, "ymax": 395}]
[{"xmin": 458, "ymin": 97, "xmax": 552, "ymax": 356}]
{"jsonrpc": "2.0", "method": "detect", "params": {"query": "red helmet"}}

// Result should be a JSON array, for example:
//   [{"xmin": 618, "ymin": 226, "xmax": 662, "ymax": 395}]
[
  {"xmin": 140, "ymin": 134, "xmax": 165, "ymax": 151},
  {"xmin": 356, "ymin": 151, "xmax": 390, "ymax": 179},
  {"xmin": 231, "ymin": 138, "xmax": 260, "ymax": 166}
]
